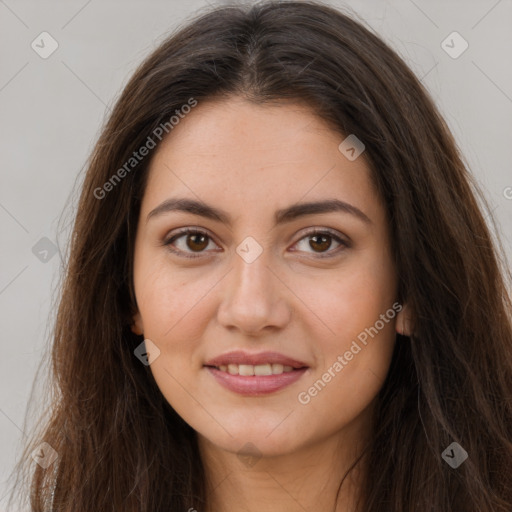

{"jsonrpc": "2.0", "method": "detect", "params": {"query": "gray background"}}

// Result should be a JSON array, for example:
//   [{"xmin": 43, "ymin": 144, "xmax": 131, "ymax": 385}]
[{"xmin": 1, "ymin": 0, "xmax": 511, "ymax": 508}]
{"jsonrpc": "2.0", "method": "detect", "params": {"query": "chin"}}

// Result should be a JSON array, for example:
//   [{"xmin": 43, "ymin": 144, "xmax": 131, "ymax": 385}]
[{"xmin": 197, "ymin": 420, "xmax": 307, "ymax": 459}]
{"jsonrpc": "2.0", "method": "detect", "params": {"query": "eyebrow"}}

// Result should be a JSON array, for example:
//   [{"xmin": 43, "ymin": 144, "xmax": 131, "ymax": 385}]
[{"xmin": 146, "ymin": 197, "xmax": 372, "ymax": 226}]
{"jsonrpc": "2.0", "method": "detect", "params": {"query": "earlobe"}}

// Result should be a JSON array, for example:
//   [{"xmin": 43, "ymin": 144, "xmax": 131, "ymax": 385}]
[
  {"xmin": 131, "ymin": 311, "xmax": 144, "ymax": 336},
  {"xmin": 396, "ymin": 303, "xmax": 412, "ymax": 336}
]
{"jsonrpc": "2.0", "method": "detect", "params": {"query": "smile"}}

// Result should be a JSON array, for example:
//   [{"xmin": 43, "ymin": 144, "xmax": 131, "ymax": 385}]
[
  {"xmin": 210, "ymin": 363, "xmax": 296, "ymax": 375},
  {"xmin": 204, "ymin": 365, "xmax": 308, "ymax": 396},
  {"xmin": 203, "ymin": 350, "xmax": 310, "ymax": 395}
]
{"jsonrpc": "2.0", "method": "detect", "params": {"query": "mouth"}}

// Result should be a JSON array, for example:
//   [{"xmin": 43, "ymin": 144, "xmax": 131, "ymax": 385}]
[
  {"xmin": 203, "ymin": 351, "xmax": 309, "ymax": 396},
  {"xmin": 205, "ymin": 363, "xmax": 306, "ymax": 376}
]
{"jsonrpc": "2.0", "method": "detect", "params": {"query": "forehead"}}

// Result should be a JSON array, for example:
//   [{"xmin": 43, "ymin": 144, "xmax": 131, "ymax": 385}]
[{"xmin": 141, "ymin": 97, "xmax": 383, "ymax": 225}]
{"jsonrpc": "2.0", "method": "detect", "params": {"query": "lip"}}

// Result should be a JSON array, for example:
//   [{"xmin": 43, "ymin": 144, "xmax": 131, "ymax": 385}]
[
  {"xmin": 203, "ymin": 350, "xmax": 309, "ymax": 397},
  {"xmin": 204, "ymin": 350, "xmax": 308, "ymax": 368},
  {"xmin": 206, "ymin": 366, "xmax": 308, "ymax": 396}
]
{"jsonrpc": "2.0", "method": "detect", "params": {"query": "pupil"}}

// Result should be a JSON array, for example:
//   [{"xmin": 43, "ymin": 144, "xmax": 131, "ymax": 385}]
[
  {"xmin": 184, "ymin": 233, "xmax": 332, "ymax": 253},
  {"xmin": 310, "ymin": 234, "xmax": 330, "ymax": 252},
  {"xmin": 187, "ymin": 233, "xmax": 208, "ymax": 251}
]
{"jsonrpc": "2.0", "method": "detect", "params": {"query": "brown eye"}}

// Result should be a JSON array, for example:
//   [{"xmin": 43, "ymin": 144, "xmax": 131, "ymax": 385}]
[
  {"xmin": 186, "ymin": 232, "xmax": 209, "ymax": 252},
  {"xmin": 308, "ymin": 233, "xmax": 333, "ymax": 252},
  {"xmin": 292, "ymin": 229, "xmax": 348, "ymax": 258},
  {"xmin": 164, "ymin": 228, "xmax": 218, "ymax": 258}
]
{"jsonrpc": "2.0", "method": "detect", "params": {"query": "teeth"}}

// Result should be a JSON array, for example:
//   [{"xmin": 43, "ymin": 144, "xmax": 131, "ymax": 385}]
[
  {"xmin": 239, "ymin": 364, "xmax": 254, "ymax": 376},
  {"xmin": 254, "ymin": 364, "xmax": 272, "ymax": 376},
  {"xmin": 272, "ymin": 363, "xmax": 284, "ymax": 374},
  {"xmin": 216, "ymin": 363, "xmax": 297, "ymax": 375}
]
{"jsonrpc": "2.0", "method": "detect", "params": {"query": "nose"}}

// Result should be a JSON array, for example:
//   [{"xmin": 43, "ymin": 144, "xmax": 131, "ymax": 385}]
[{"xmin": 216, "ymin": 246, "xmax": 292, "ymax": 336}]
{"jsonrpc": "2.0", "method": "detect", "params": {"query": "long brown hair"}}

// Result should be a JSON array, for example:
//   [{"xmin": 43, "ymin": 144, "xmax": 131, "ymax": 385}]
[{"xmin": 8, "ymin": 1, "xmax": 512, "ymax": 510}]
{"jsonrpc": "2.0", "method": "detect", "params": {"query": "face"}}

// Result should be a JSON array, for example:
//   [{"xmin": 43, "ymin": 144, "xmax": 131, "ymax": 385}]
[{"xmin": 131, "ymin": 96, "xmax": 409, "ymax": 458}]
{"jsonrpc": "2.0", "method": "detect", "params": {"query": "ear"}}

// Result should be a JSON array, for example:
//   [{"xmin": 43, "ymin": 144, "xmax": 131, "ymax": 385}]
[
  {"xmin": 395, "ymin": 303, "xmax": 412, "ymax": 336},
  {"xmin": 131, "ymin": 310, "xmax": 144, "ymax": 336}
]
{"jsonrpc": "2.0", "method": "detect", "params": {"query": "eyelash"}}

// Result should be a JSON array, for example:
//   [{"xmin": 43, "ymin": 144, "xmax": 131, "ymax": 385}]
[{"xmin": 162, "ymin": 227, "xmax": 349, "ymax": 260}]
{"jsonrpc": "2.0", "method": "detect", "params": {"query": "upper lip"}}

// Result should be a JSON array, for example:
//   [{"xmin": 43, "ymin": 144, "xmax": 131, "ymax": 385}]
[{"xmin": 204, "ymin": 351, "xmax": 308, "ymax": 369}]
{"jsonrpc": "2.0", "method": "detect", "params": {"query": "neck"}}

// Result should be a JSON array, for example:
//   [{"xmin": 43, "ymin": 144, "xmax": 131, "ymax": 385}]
[{"xmin": 198, "ymin": 414, "xmax": 372, "ymax": 512}]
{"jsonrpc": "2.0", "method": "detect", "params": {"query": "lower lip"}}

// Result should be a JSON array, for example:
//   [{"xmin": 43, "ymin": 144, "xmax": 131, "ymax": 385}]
[{"xmin": 205, "ymin": 366, "xmax": 308, "ymax": 396}]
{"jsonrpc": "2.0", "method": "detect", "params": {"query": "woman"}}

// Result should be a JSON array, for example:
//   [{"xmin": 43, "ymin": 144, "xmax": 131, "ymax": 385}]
[{"xmin": 9, "ymin": 1, "xmax": 512, "ymax": 511}]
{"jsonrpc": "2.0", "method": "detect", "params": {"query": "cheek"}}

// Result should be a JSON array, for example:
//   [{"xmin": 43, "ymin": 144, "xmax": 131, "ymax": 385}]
[
  {"xmin": 295, "ymin": 302, "xmax": 396, "ymax": 440},
  {"xmin": 293, "ymin": 246, "xmax": 397, "ymax": 347},
  {"xmin": 133, "ymin": 260, "xmax": 215, "ymax": 415},
  {"xmin": 294, "ymin": 249, "xmax": 397, "ymax": 406},
  {"xmin": 133, "ymin": 250, "xmax": 215, "ymax": 342}
]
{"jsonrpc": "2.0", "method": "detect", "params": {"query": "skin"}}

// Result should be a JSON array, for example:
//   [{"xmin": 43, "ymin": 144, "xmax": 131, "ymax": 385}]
[{"xmin": 131, "ymin": 96, "xmax": 411, "ymax": 512}]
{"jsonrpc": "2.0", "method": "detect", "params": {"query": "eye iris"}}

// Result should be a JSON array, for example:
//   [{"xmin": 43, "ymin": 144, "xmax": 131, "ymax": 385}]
[
  {"xmin": 187, "ymin": 233, "xmax": 208, "ymax": 251},
  {"xmin": 309, "ymin": 234, "xmax": 331, "ymax": 252},
  {"xmin": 179, "ymin": 232, "xmax": 336, "ymax": 254}
]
